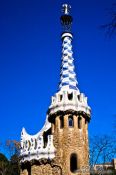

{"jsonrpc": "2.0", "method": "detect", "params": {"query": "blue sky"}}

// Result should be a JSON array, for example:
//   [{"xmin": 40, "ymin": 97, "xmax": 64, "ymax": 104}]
[{"xmin": 0, "ymin": 0, "xmax": 116, "ymax": 143}]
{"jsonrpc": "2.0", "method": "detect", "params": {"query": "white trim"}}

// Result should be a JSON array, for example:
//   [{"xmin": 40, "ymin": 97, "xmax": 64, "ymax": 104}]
[{"xmin": 61, "ymin": 32, "xmax": 73, "ymax": 39}]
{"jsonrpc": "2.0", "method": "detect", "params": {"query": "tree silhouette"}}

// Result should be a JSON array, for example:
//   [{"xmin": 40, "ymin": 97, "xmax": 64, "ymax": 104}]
[
  {"xmin": 89, "ymin": 135, "xmax": 116, "ymax": 174},
  {"xmin": 0, "ymin": 140, "xmax": 20, "ymax": 175},
  {"xmin": 0, "ymin": 153, "xmax": 10, "ymax": 175}
]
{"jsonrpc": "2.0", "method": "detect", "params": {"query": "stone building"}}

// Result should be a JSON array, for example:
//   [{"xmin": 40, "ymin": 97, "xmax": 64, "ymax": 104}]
[
  {"xmin": 93, "ymin": 159, "xmax": 116, "ymax": 174},
  {"xmin": 20, "ymin": 4, "xmax": 91, "ymax": 175}
]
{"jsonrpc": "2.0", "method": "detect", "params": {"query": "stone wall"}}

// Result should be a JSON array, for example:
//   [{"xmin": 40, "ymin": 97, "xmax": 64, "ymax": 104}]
[
  {"xmin": 51, "ymin": 113, "xmax": 90, "ymax": 175},
  {"xmin": 31, "ymin": 164, "xmax": 52, "ymax": 175},
  {"xmin": 20, "ymin": 163, "xmax": 61, "ymax": 175}
]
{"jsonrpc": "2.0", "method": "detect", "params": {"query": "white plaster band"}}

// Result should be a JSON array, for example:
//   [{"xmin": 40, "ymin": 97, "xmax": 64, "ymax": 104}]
[{"xmin": 61, "ymin": 32, "xmax": 73, "ymax": 39}]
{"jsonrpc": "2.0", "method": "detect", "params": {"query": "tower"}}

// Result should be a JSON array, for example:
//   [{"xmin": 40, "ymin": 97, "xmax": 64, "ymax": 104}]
[{"xmin": 20, "ymin": 4, "xmax": 91, "ymax": 175}]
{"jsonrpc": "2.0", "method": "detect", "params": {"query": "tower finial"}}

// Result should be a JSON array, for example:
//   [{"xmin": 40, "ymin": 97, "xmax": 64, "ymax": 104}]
[
  {"xmin": 61, "ymin": 4, "xmax": 73, "ymax": 33},
  {"xmin": 62, "ymin": 4, "xmax": 71, "ymax": 15}
]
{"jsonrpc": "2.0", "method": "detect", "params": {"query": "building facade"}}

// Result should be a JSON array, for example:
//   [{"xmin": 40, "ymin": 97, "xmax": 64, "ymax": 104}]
[
  {"xmin": 93, "ymin": 159, "xmax": 116, "ymax": 174},
  {"xmin": 20, "ymin": 4, "xmax": 91, "ymax": 175}
]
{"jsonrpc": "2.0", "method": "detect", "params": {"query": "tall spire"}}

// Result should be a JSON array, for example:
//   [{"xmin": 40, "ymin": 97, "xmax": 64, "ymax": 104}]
[
  {"xmin": 48, "ymin": 4, "xmax": 90, "ymax": 118},
  {"xmin": 59, "ymin": 4, "xmax": 79, "ymax": 92},
  {"xmin": 20, "ymin": 4, "xmax": 91, "ymax": 167}
]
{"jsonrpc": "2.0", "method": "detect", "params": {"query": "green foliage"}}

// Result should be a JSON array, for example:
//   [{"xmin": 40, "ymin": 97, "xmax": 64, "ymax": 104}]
[
  {"xmin": 0, "ymin": 140, "xmax": 20, "ymax": 175},
  {"xmin": 0, "ymin": 153, "xmax": 9, "ymax": 175},
  {"xmin": 10, "ymin": 154, "xmax": 20, "ymax": 175},
  {"xmin": 0, "ymin": 152, "xmax": 20, "ymax": 175},
  {"xmin": 0, "ymin": 153, "xmax": 8, "ymax": 162}
]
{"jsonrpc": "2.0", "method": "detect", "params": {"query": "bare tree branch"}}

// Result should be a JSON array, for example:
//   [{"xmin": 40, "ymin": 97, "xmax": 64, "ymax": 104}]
[
  {"xmin": 89, "ymin": 135, "xmax": 116, "ymax": 167},
  {"xmin": 101, "ymin": 3, "xmax": 116, "ymax": 37}
]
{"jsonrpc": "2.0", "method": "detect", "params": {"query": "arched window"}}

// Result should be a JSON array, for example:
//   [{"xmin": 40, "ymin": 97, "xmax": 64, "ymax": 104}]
[
  {"xmin": 59, "ymin": 94, "xmax": 62, "ymax": 102},
  {"xmin": 43, "ymin": 131, "xmax": 48, "ymax": 148},
  {"xmin": 60, "ymin": 95, "xmax": 62, "ymax": 101},
  {"xmin": 78, "ymin": 116, "xmax": 82, "ymax": 129},
  {"xmin": 70, "ymin": 153, "xmax": 78, "ymax": 173},
  {"xmin": 60, "ymin": 116, "xmax": 64, "ymax": 128},
  {"xmin": 77, "ymin": 95, "xmax": 80, "ymax": 101},
  {"xmin": 68, "ymin": 116, "xmax": 74, "ymax": 127},
  {"xmin": 68, "ymin": 92, "xmax": 73, "ymax": 100}
]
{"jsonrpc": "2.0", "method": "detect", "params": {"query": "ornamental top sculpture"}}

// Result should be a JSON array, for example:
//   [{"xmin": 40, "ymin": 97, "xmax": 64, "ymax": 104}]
[
  {"xmin": 61, "ymin": 4, "xmax": 73, "ymax": 33},
  {"xmin": 62, "ymin": 4, "xmax": 71, "ymax": 15}
]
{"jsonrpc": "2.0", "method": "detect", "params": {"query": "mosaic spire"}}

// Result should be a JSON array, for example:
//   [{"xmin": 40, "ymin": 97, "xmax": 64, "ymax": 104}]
[{"xmin": 59, "ymin": 4, "xmax": 79, "ymax": 92}]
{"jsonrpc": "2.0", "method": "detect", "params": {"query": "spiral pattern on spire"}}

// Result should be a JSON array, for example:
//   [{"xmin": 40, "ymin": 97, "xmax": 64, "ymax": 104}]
[{"xmin": 59, "ymin": 33, "xmax": 79, "ymax": 91}]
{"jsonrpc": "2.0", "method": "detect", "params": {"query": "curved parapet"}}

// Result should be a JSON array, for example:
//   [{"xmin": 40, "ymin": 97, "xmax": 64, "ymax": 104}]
[
  {"xmin": 20, "ymin": 116, "xmax": 56, "ymax": 163},
  {"xmin": 48, "ymin": 89, "xmax": 91, "ymax": 121}
]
